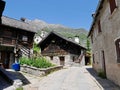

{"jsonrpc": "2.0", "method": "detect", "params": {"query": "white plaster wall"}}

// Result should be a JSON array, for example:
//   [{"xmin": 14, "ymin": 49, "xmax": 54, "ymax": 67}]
[{"xmin": 34, "ymin": 36, "xmax": 42, "ymax": 44}]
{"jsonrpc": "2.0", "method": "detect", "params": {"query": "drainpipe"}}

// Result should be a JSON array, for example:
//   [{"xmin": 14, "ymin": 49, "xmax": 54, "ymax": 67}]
[{"xmin": 0, "ymin": 0, "xmax": 5, "ymax": 24}]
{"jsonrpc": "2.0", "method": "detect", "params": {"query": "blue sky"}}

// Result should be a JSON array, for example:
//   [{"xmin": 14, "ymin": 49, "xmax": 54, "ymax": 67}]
[{"xmin": 3, "ymin": 0, "xmax": 98, "ymax": 30}]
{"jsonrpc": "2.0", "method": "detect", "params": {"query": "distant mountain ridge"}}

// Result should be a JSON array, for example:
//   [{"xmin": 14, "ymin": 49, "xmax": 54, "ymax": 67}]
[
  {"xmin": 26, "ymin": 18, "xmax": 88, "ymax": 47},
  {"xmin": 26, "ymin": 19, "xmax": 88, "ymax": 34}
]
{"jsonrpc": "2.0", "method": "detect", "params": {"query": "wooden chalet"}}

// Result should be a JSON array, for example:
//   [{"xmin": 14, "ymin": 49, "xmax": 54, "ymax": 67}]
[
  {"xmin": 38, "ymin": 31, "xmax": 86, "ymax": 66},
  {"xmin": 0, "ymin": 16, "xmax": 36, "ymax": 69}
]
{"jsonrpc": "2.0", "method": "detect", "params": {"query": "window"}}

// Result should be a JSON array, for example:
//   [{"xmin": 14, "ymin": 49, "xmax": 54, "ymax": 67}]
[
  {"xmin": 115, "ymin": 38, "xmax": 120, "ymax": 63},
  {"xmin": 22, "ymin": 36, "xmax": 28, "ymax": 42},
  {"xmin": 98, "ymin": 20, "xmax": 102, "ymax": 33},
  {"xmin": 91, "ymin": 34, "xmax": 93, "ymax": 43},
  {"xmin": 50, "ymin": 56, "xmax": 53, "ymax": 60},
  {"xmin": 109, "ymin": 0, "xmax": 117, "ymax": 14},
  {"xmin": 73, "ymin": 56, "xmax": 75, "ymax": 62},
  {"xmin": 94, "ymin": 29, "xmax": 97, "ymax": 38},
  {"xmin": 3, "ymin": 30, "xmax": 12, "ymax": 37},
  {"xmin": 93, "ymin": 54, "xmax": 95, "ymax": 63}
]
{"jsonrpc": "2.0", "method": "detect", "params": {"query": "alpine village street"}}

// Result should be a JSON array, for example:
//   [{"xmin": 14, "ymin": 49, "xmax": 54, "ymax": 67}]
[{"xmin": 1, "ymin": 0, "xmax": 120, "ymax": 90}]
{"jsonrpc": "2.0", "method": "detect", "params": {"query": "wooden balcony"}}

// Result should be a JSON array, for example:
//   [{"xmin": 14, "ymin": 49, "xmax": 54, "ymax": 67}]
[{"xmin": 0, "ymin": 37, "xmax": 16, "ymax": 46}]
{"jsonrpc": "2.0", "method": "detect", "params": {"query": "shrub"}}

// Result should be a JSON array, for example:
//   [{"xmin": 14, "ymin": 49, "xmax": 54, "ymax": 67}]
[
  {"xmin": 19, "ymin": 57, "xmax": 55, "ymax": 68},
  {"xmin": 98, "ymin": 70, "xmax": 106, "ymax": 79}
]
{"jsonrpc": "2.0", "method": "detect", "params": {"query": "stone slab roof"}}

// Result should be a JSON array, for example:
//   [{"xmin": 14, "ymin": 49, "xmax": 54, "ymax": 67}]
[
  {"xmin": 39, "ymin": 31, "xmax": 86, "ymax": 50},
  {"xmin": 1, "ymin": 16, "xmax": 37, "ymax": 33}
]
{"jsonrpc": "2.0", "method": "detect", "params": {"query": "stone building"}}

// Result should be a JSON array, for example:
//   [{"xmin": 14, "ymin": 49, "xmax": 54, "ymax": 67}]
[
  {"xmin": 38, "ymin": 31, "xmax": 86, "ymax": 66},
  {"xmin": 88, "ymin": 0, "xmax": 120, "ymax": 86}
]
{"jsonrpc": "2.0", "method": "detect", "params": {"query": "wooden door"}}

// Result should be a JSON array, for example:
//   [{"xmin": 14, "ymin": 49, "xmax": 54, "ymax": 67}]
[
  {"xmin": 59, "ymin": 56, "xmax": 65, "ymax": 66},
  {"xmin": 102, "ymin": 50, "xmax": 106, "ymax": 76},
  {"xmin": 1, "ymin": 52, "xmax": 10, "ymax": 69}
]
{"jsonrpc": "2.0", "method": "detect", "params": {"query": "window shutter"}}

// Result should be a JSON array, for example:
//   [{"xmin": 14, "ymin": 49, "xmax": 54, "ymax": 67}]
[
  {"xmin": 98, "ymin": 20, "xmax": 101, "ymax": 33},
  {"xmin": 91, "ymin": 34, "xmax": 93, "ymax": 43},
  {"xmin": 109, "ymin": 0, "xmax": 117, "ymax": 14},
  {"xmin": 93, "ymin": 54, "xmax": 95, "ymax": 63}
]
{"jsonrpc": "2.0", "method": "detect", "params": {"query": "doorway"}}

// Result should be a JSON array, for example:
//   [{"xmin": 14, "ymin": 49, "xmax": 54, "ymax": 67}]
[
  {"xmin": 85, "ymin": 56, "xmax": 90, "ymax": 65},
  {"xmin": 102, "ymin": 50, "xmax": 106, "ymax": 76},
  {"xmin": 59, "ymin": 56, "xmax": 65, "ymax": 66},
  {"xmin": 0, "ymin": 51, "xmax": 10, "ymax": 69}
]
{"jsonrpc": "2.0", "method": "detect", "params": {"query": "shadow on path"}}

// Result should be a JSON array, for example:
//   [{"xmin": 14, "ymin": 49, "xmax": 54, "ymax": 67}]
[
  {"xmin": 0, "ymin": 69, "xmax": 31, "ymax": 90},
  {"xmin": 86, "ymin": 66, "xmax": 120, "ymax": 90},
  {"xmin": 0, "ymin": 75, "xmax": 11, "ymax": 90},
  {"xmin": 7, "ymin": 70, "xmax": 31, "ymax": 86}
]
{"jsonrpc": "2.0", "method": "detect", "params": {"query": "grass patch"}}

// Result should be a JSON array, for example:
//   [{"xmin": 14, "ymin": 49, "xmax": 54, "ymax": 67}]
[
  {"xmin": 98, "ymin": 70, "xmax": 106, "ymax": 79},
  {"xmin": 16, "ymin": 87, "xmax": 23, "ymax": 90}
]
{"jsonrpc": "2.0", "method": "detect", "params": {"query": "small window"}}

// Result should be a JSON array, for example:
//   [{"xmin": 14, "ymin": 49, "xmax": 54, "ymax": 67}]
[
  {"xmin": 91, "ymin": 34, "xmax": 93, "ymax": 43},
  {"xmin": 93, "ymin": 54, "xmax": 95, "ymax": 63},
  {"xmin": 22, "ymin": 36, "xmax": 28, "ymax": 42},
  {"xmin": 98, "ymin": 20, "xmax": 102, "ymax": 33},
  {"xmin": 115, "ymin": 38, "xmax": 120, "ymax": 63},
  {"xmin": 3, "ymin": 30, "xmax": 12, "ymax": 37},
  {"xmin": 73, "ymin": 56, "xmax": 75, "ymax": 62},
  {"xmin": 50, "ymin": 56, "xmax": 53, "ymax": 60},
  {"xmin": 109, "ymin": 0, "xmax": 117, "ymax": 14}
]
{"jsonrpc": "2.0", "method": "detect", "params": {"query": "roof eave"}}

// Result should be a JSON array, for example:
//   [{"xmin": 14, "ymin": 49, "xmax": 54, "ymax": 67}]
[
  {"xmin": 1, "ymin": 16, "xmax": 37, "ymax": 33},
  {"xmin": 38, "ymin": 31, "xmax": 86, "ymax": 50},
  {"xmin": 88, "ymin": 0, "xmax": 104, "ymax": 37}
]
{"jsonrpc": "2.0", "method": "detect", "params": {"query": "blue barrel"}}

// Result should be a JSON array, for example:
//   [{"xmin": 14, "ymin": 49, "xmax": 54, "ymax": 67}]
[{"xmin": 12, "ymin": 63, "xmax": 20, "ymax": 71}]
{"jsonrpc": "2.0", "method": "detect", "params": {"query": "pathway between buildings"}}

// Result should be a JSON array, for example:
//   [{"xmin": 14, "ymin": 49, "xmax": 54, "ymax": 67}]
[
  {"xmin": 4, "ymin": 66, "xmax": 120, "ymax": 90},
  {"xmin": 36, "ymin": 66, "xmax": 101, "ymax": 90}
]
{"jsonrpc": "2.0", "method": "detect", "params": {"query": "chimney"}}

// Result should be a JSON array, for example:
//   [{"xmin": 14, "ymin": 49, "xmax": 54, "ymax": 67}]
[
  {"xmin": 0, "ymin": 0, "xmax": 6, "ymax": 24},
  {"xmin": 92, "ymin": 13, "xmax": 95, "ymax": 19},
  {"xmin": 74, "ymin": 36, "xmax": 80, "ymax": 44},
  {"xmin": 20, "ymin": 17, "xmax": 26, "ymax": 22}
]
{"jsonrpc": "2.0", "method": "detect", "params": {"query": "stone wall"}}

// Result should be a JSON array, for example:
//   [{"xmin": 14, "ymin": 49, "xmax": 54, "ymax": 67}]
[
  {"xmin": 45, "ymin": 54, "xmax": 80, "ymax": 66},
  {"xmin": 20, "ymin": 65, "xmax": 63, "ymax": 76}
]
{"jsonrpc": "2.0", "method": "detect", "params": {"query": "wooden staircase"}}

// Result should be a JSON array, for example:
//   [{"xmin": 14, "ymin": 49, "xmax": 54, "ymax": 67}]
[
  {"xmin": 18, "ymin": 45, "xmax": 31, "ymax": 57},
  {"xmin": 72, "ymin": 53, "xmax": 84, "ymax": 67}
]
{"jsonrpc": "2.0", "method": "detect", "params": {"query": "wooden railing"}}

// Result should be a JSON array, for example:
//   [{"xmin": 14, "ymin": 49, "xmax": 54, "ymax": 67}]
[{"xmin": 0, "ymin": 37, "xmax": 16, "ymax": 46}]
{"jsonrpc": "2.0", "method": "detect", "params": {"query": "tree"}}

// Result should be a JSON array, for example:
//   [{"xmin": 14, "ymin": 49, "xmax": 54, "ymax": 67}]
[{"xmin": 86, "ymin": 39, "xmax": 91, "ymax": 51}]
